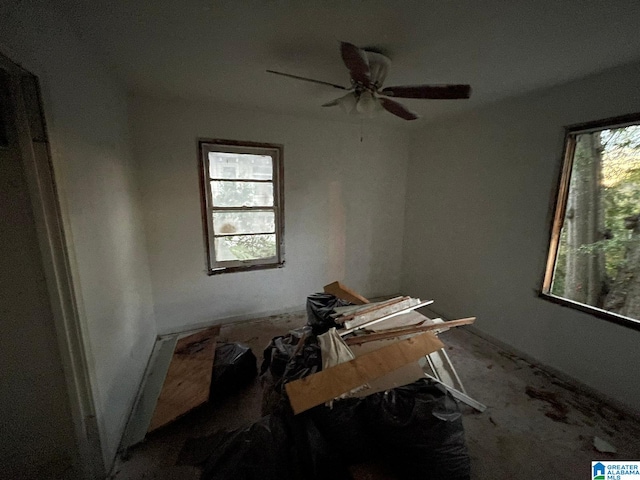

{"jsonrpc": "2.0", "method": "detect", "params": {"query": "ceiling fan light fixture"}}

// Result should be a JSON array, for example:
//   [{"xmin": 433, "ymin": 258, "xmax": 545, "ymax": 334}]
[
  {"xmin": 336, "ymin": 92, "xmax": 358, "ymax": 114},
  {"xmin": 356, "ymin": 91, "xmax": 378, "ymax": 115},
  {"xmin": 267, "ymin": 41, "xmax": 471, "ymax": 121}
]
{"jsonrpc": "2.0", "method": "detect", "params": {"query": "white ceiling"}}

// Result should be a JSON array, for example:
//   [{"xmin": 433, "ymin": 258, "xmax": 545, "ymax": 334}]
[{"xmin": 61, "ymin": 0, "xmax": 640, "ymax": 124}]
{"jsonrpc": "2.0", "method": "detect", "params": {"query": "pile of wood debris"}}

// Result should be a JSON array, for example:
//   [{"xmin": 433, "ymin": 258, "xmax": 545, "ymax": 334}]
[{"xmin": 284, "ymin": 281, "xmax": 484, "ymax": 415}]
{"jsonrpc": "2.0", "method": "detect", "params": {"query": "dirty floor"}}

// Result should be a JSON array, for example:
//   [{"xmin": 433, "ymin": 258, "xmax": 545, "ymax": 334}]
[{"xmin": 111, "ymin": 312, "xmax": 640, "ymax": 480}]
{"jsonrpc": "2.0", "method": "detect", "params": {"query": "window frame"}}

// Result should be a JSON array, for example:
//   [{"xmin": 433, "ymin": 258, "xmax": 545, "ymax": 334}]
[
  {"xmin": 540, "ymin": 112, "xmax": 640, "ymax": 331},
  {"xmin": 198, "ymin": 138, "xmax": 285, "ymax": 275}
]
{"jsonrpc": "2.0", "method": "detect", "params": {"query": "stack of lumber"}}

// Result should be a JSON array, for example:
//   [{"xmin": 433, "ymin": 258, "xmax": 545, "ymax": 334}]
[
  {"xmin": 324, "ymin": 281, "xmax": 475, "ymax": 340},
  {"xmin": 332, "ymin": 296, "xmax": 432, "ymax": 332},
  {"xmin": 279, "ymin": 281, "xmax": 481, "ymax": 415}
]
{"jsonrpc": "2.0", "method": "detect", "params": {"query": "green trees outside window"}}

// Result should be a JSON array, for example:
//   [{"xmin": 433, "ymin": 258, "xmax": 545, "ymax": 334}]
[{"xmin": 547, "ymin": 121, "xmax": 640, "ymax": 323}]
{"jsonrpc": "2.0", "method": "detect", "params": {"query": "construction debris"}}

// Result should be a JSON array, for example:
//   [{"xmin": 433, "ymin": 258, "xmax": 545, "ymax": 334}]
[
  {"xmin": 278, "ymin": 281, "xmax": 483, "ymax": 417},
  {"xmin": 180, "ymin": 281, "xmax": 478, "ymax": 479},
  {"xmin": 188, "ymin": 379, "xmax": 471, "ymax": 480},
  {"xmin": 339, "ymin": 299, "xmax": 435, "ymax": 335},
  {"xmin": 285, "ymin": 332, "xmax": 444, "ymax": 414},
  {"xmin": 344, "ymin": 317, "xmax": 477, "ymax": 345}
]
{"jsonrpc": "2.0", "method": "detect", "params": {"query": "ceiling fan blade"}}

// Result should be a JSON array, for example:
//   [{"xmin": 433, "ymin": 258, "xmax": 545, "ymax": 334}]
[
  {"xmin": 340, "ymin": 41, "xmax": 371, "ymax": 86},
  {"xmin": 322, "ymin": 99, "xmax": 339, "ymax": 107},
  {"xmin": 266, "ymin": 70, "xmax": 348, "ymax": 90},
  {"xmin": 379, "ymin": 97, "xmax": 419, "ymax": 121},
  {"xmin": 381, "ymin": 84, "xmax": 471, "ymax": 99},
  {"xmin": 365, "ymin": 51, "xmax": 391, "ymax": 87}
]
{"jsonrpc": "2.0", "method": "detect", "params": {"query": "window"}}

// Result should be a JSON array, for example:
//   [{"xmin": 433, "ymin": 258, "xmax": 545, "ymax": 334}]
[
  {"xmin": 199, "ymin": 139, "xmax": 284, "ymax": 274},
  {"xmin": 542, "ymin": 113, "xmax": 640, "ymax": 330}
]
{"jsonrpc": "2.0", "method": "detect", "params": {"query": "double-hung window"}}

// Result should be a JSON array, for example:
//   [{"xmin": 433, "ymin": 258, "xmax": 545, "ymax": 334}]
[{"xmin": 199, "ymin": 139, "xmax": 284, "ymax": 274}]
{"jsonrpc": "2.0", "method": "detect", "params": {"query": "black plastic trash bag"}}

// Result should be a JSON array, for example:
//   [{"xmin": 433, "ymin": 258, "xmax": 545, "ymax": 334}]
[
  {"xmin": 364, "ymin": 379, "xmax": 470, "ymax": 480},
  {"xmin": 306, "ymin": 293, "xmax": 351, "ymax": 335},
  {"xmin": 309, "ymin": 379, "xmax": 470, "ymax": 480},
  {"xmin": 209, "ymin": 343, "xmax": 257, "ymax": 401},
  {"xmin": 260, "ymin": 326, "xmax": 310, "ymax": 377},
  {"xmin": 260, "ymin": 330, "xmax": 322, "ymax": 415},
  {"xmin": 307, "ymin": 396, "xmax": 373, "ymax": 465},
  {"xmin": 199, "ymin": 415, "xmax": 292, "ymax": 480},
  {"xmin": 198, "ymin": 414, "xmax": 352, "ymax": 480}
]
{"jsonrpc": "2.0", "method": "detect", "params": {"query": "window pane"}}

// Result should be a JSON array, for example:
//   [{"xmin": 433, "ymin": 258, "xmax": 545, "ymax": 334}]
[
  {"xmin": 209, "ymin": 152, "xmax": 273, "ymax": 180},
  {"xmin": 211, "ymin": 181, "xmax": 273, "ymax": 207},
  {"xmin": 549, "ymin": 124, "xmax": 640, "ymax": 321},
  {"xmin": 214, "ymin": 234, "xmax": 277, "ymax": 261},
  {"xmin": 213, "ymin": 211, "xmax": 275, "ymax": 235}
]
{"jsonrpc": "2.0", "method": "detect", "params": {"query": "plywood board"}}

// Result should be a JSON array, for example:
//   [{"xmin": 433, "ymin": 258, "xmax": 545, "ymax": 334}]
[
  {"xmin": 148, "ymin": 326, "xmax": 220, "ymax": 432},
  {"xmin": 349, "ymin": 338, "xmax": 428, "ymax": 397},
  {"xmin": 284, "ymin": 332, "xmax": 444, "ymax": 414}
]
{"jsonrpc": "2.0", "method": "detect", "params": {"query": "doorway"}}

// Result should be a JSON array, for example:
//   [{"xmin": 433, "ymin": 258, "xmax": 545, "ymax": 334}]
[{"xmin": 0, "ymin": 54, "xmax": 102, "ymax": 479}]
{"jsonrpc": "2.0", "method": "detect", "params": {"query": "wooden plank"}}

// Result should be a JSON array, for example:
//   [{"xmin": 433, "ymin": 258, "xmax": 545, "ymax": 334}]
[
  {"xmin": 338, "ymin": 299, "xmax": 434, "ymax": 336},
  {"xmin": 343, "ymin": 297, "xmax": 421, "ymax": 329},
  {"xmin": 335, "ymin": 296, "xmax": 407, "ymax": 322},
  {"xmin": 148, "ymin": 326, "xmax": 220, "ymax": 432},
  {"xmin": 323, "ymin": 281, "xmax": 370, "ymax": 305},
  {"xmin": 344, "ymin": 317, "xmax": 476, "ymax": 346},
  {"xmin": 332, "ymin": 304, "xmax": 370, "ymax": 316},
  {"xmin": 349, "ymin": 338, "xmax": 428, "ymax": 397},
  {"xmin": 284, "ymin": 332, "xmax": 444, "ymax": 414}
]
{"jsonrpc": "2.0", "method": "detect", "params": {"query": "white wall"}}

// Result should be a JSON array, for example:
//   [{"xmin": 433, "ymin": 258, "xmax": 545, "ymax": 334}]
[
  {"xmin": 131, "ymin": 96, "xmax": 409, "ymax": 333},
  {"xmin": 402, "ymin": 60, "xmax": 640, "ymax": 411},
  {"xmin": 1, "ymin": 0, "xmax": 157, "ymax": 472}
]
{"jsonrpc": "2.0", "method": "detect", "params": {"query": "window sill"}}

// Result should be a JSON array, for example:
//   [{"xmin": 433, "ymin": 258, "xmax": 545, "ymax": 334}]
[
  {"xmin": 207, "ymin": 261, "xmax": 284, "ymax": 275},
  {"xmin": 539, "ymin": 292, "xmax": 640, "ymax": 332}
]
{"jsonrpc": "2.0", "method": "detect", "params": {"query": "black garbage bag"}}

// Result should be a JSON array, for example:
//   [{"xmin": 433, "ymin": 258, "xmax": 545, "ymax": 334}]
[
  {"xmin": 280, "ymin": 335, "xmax": 322, "ymax": 383},
  {"xmin": 364, "ymin": 379, "xmax": 471, "ymax": 480},
  {"xmin": 198, "ymin": 415, "xmax": 291, "ymax": 480},
  {"xmin": 198, "ymin": 413, "xmax": 352, "ymax": 480},
  {"xmin": 258, "ymin": 324, "xmax": 470, "ymax": 479},
  {"xmin": 310, "ymin": 379, "xmax": 470, "ymax": 480},
  {"xmin": 260, "ymin": 326, "xmax": 310, "ymax": 377},
  {"xmin": 306, "ymin": 293, "xmax": 351, "ymax": 335},
  {"xmin": 210, "ymin": 343, "xmax": 257, "ymax": 401},
  {"xmin": 307, "ymin": 397, "xmax": 373, "ymax": 464}
]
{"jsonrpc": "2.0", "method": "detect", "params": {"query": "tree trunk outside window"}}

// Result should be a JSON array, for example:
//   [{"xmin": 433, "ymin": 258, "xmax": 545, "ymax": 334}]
[{"xmin": 563, "ymin": 133, "xmax": 605, "ymax": 306}]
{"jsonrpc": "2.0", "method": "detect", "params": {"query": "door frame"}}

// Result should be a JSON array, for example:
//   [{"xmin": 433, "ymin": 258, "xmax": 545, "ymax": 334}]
[{"xmin": 0, "ymin": 52, "xmax": 105, "ymax": 478}]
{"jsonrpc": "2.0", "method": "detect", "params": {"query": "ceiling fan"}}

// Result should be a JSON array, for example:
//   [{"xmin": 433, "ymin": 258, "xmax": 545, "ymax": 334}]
[{"xmin": 267, "ymin": 41, "xmax": 471, "ymax": 121}]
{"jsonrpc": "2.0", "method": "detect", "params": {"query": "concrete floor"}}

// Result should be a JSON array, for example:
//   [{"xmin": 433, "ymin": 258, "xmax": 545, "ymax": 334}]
[{"xmin": 111, "ymin": 312, "xmax": 640, "ymax": 480}]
